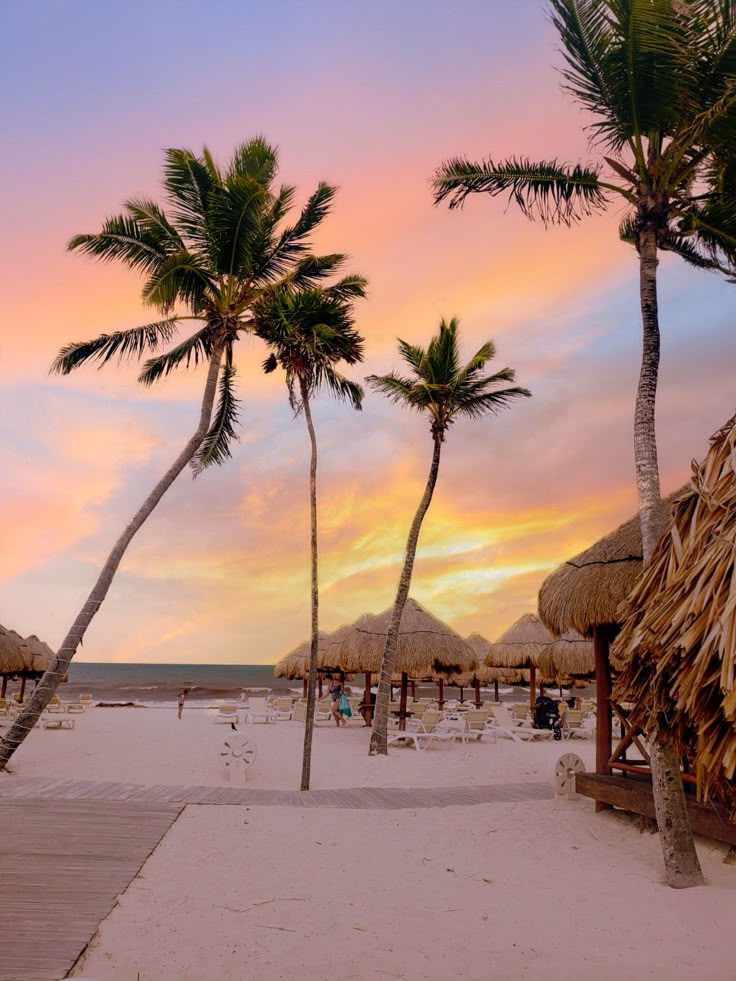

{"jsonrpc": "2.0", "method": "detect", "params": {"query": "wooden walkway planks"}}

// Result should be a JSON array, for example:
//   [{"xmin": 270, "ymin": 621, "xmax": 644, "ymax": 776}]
[
  {"xmin": 0, "ymin": 798, "xmax": 182, "ymax": 981},
  {"xmin": 0, "ymin": 776, "xmax": 552, "ymax": 810}
]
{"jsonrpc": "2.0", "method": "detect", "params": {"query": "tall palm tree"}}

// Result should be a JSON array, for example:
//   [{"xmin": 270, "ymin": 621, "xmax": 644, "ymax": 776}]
[
  {"xmin": 366, "ymin": 318, "xmax": 530, "ymax": 756},
  {"xmin": 431, "ymin": 0, "xmax": 736, "ymax": 887},
  {"xmin": 256, "ymin": 284, "xmax": 367, "ymax": 790},
  {"xmin": 0, "ymin": 138, "xmax": 351, "ymax": 770}
]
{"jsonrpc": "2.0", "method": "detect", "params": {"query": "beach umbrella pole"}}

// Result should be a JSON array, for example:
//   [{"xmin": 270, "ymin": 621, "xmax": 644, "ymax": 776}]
[
  {"xmin": 474, "ymin": 679, "xmax": 481, "ymax": 709},
  {"xmin": 19, "ymin": 677, "xmax": 26, "ymax": 704},
  {"xmin": 593, "ymin": 625, "xmax": 613, "ymax": 808},
  {"xmin": 318, "ymin": 675, "xmax": 323, "ymax": 699},
  {"xmin": 364, "ymin": 671, "xmax": 372, "ymax": 726},
  {"xmin": 438, "ymin": 678, "xmax": 444, "ymax": 710},
  {"xmin": 0, "ymin": 677, "xmax": 6, "ymax": 699},
  {"xmin": 303, "ymin": 677, "xmax": 307, "ymax": 699},
  {"xmin": 399, "ymin": 672, "xmax": 408, "ymax": 731},
  {"xmin": 528, "ymin": 664, "xmax": 536, "ymax": 714},
  {"xmin": 494, "ymin": 680, "xmax": 499, "ymax": 702}
]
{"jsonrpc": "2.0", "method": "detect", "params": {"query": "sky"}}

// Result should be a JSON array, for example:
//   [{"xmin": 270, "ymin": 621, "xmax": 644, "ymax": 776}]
[{"xmin": 1, "ymin": 1, "xmax": 734, "ymax": 665}]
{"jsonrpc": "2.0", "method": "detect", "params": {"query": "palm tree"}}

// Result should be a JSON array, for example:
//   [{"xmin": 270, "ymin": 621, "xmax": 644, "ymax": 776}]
[
  {"xmin": 0, "ymin": 138, "xmax": 351, "ymax": 770},
  {"xmin": 366, "ymin": 318, "xmax": 530, "ymax": 756},
  {"xmin": 256, "ymin": 284, "xmax": 367, "ymax": 790},
  {"xmin": 431, "ymin": 0, "xmax": 735, "ymax": 887}
]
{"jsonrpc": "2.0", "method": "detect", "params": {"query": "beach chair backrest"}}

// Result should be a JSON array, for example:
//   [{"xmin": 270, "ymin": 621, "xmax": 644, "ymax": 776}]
[
  {"xmin": 292, "ymin": 701, "xmax": 307, "ymax": 722},
  {"xmin": 511, "ymin": 704, "xmax": 528, "ymax": 720},
  {"xmin": 276, "ymin": 697, "xmax": 292, "ymax": 712},
  {"xmin": 421, "ymin": 709, "xmax": 443, "ymax": 732},
  {"xmin": 566, "ymin": 710, "xmax": 584, "ymax": 728},
  {"xmin": 489, "ymin": 704, "xmax": 515, "ymax": 728},
  {"xmin": 220, "ymin": 703, "xmax": 237, "ymax": 713},
  {"xmin": 49, "ymin": 695, "xmax": 60, "ymax": 705},
  {"xmin": 466, "ymin": 709, "xmax": 488, "ymax": 730}
]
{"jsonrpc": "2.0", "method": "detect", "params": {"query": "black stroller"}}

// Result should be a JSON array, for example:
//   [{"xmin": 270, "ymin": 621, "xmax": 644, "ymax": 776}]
[{"xmin": 534, "ymin": 694, "xmax": 562, "ymax": 740}]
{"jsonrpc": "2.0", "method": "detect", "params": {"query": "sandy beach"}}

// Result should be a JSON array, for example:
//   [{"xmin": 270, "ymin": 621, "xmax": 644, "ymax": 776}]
[{"xmin": 3, "ymin": 703, "xmax": 733, "ymax": 981}]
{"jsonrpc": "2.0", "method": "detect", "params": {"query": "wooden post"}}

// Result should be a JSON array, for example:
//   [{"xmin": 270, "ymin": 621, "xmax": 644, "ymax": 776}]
[
  {"xmin": 474, "ymin": 679, "xmax": 482, "ymax": 709},
  {"xmin": 399, "ymin": 672, "xmax": 408, "ymax": 732},
  {"xmin": 528, "ymin": 663, "xmax": 536, "ymax": 714},
  {"xmin": 318, "ymin": 675, "xmax": 323, "ymax": 699},
  {"xmin": 438, "ymin": 678, "xmax": 444, "ymax": 710},
  {"xmin": 593, "ymin": 624, "xmax": 613, "ymax": 812},
  {"xmin": 303, "ymin": 677, "xmax": 307, "ymax": 699},
  {"xmin": 459, "ymin": 686, "xmax": 464, "ymax": 704},
  {"xmin": 364, "ymin": 671, "xmax": 372, "ymax": 726},
  {"xmin": 1, "ymin": 675, "xmax": 6, "ymax": 698},
  {"xmin": 19, "ymin": 676, "xmax": 27, "ymax": 703},
  {"xmin": 494, "ymin": 680, "xmax": 499, "ymax": 702}
]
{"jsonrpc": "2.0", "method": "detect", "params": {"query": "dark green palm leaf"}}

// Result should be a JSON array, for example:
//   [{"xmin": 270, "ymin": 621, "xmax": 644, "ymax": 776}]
[
  {"xmin": 138, "ymin": 326, "xmax": 214, "ymax": 386},
  {"xmin": 191, "ymin": 364, "xmax": 241, "ymax": 476},
  {"xmin": 432, "ymin": 157, "xmax": 606, "ymax": 224},
  {"xmin": 51, "ymin": 319, "xmax": 180, "ymax": 374}
]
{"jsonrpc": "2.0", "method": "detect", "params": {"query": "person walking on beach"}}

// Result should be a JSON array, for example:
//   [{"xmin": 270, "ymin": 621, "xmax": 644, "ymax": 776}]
[
  {"xmin": 326, "ymin": 674, "xmax": 346, "ymax": 727},
  {"xmin": 177, "ymin": 689, "xmax": 188, "ymax": 720}
]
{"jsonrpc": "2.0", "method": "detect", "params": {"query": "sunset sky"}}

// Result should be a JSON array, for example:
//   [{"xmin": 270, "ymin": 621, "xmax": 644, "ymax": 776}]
[{"xmin": 2, "ymin": 1, "xmax": 734, "ymax": 665}]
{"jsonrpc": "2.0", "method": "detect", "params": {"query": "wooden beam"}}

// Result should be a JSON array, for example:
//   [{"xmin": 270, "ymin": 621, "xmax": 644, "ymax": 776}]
[
  {"xmin": 494, "ymin": 680, "xmax": 499, "ymax": 702},
  {"xmin": 576, "ymin": 772, "xmax": 736, "ymax": 846},
  {"xmin": 528, "ymin": 664, "xmax": 536, "ymax": 713},
  {"xmin": 18, "ymin": 677, "xmax": 26, "ymax": 703},
  {"xmin": 399, "ymin": 672, "xmax": 408, "ymax": 732},
  {"xmin": 0, "ymin": 676, "xmax": 6, "ymax": 699},
  {"xmin": 474, "ymin": 679, "xmax": 482, "ymax": 709},
  {"xmin": 438, "ymin": 678, "xmax": 444, "ymax": 710},
  {"xmin": 364, "ymin": 671, "xmax": 372, "ymax": 726}
]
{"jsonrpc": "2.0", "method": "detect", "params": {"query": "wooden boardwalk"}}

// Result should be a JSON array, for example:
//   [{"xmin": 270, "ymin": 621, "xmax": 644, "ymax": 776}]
[
  {"xmin": 0, "ymin": 798, "xmax": 182, "ymax": 981},
  {"xmin": 0, "ymin": 775, "xmax": 552, "ymax": 809}
]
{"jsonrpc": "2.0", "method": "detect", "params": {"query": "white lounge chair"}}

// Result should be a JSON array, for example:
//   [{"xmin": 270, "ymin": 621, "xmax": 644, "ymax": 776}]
[
  {"xmin": 215, "ymin": 703, "xmax": 239, "ymax": 724},
  {"xmin": 42, "ymin": 716, "xmax": 75, "ymax": 730},
  {"xmin": 65, "ymin": 702, "xmax": 86, "ymax": 715},
  {"xmin": 271, "ymin": 697, "xmax": 293, "ymax": 721},
  {"xmin": 488, "ymin": 705, "xmax": 552, "ymax": 742}
]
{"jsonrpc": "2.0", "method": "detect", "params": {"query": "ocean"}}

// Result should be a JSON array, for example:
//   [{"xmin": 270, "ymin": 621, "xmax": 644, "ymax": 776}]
[{"xmin": 25, "ymin": 662, "xmax": 594, "ymax": 708}]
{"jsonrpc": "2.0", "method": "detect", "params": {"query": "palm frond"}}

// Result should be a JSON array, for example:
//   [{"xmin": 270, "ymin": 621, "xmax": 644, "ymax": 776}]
[
  {"xmin": 432, "ymin": 157, "xmax": 606, "ymax": 224},
  {"xmin": 316, "ymin": 366, "xmax": 364, "ymax": 410},
  {"xmin": 51, "ymin": 319, "xmax": 180, "ymax": 374},
  {"xmin": 191, "ymin": 364, "xmax": 241, "ymax": 476},
  {"xmin": 141, "ymin": 250, "xmax": 214, "ymax": 313},
  {"xmin": 138, "ymin": 326, "xmax": 214, "ymax": 386},
  {"xmin": 68, "ymin": 215, "xmax": 168, "ymax": 273},
  {"xmin": 324, "ymin": 274, "xmax": 368, "ymax": 300},
  {"xmin": 162, "ymin": 147, "xmax": 215, "ymax": 253},
  {"xmin": 366, "ymin": 372, "xmax": 423, "ymax": 408},
  {"xmin": 229, "ymin": 137, "xmax": 278, "ymax": 185},
  {"xmin": 453, "ymin": 386, "xmax": 532, "ymax": 420}
]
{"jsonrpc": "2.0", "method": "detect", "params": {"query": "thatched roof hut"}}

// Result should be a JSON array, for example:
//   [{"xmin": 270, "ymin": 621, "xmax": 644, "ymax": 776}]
[
  {"xmin": 538, "ymin": 489, "xmax": 684, "ymax": 637},
  {"xmin": 538, "ymin": 635, "xmax": 595, "ymax": 680},
  {"xmin": 487, "ymin": 614, "xmax": 555, "ymax": 668},
  {"xmin": 327, "ymin": 598, "xmax": 477, "ymax": 678},
  {"xmin": 272, "ymin": 631, "xmax": 339, "ymax": 679},
  {"xmin": 614, "ymin": 416, "xmax": 736, "ymax": 812},
  {"xmin": 0, "ymin": 626, "xmax": 25, "ymax": 675}
]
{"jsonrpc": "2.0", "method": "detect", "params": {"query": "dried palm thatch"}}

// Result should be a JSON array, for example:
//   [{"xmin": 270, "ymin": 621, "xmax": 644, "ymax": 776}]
[
  {"xmin": 538, "ymin": 635, "xmax": 595, "ymax": 679},
  {"xmin": 538, "ymin": 489, "xmax": 684, "ymax": 636},
  {"xmin": 614, "ymin": 415, "xmax": 736, "ymax": 814},
  {"xmin": 0, "ymin": 627, "xmax": 53, "ymax": 675},
  {"xmin": 0, "ymin": 626, "xmax": 25, "ymax": 674},
  {"xmin": 452, "ymin": 664, "xmax": 524, "ymax": 687},
  {"xmin": 327, "ymin": 598, "xmax": 477, "ymax": 678},
  {"xmin": 273, "ymin": 630, "xmax": 348, "ymax": 679},
  {"xmin": 486, "ymin": 614, "xmax": 555, "ymax": 668}
]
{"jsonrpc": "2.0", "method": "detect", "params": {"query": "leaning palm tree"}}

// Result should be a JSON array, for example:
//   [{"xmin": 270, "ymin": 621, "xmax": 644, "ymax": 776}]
[
  {"xmin": 0, "ymin": 138, "xmax": 351, "ymax": 770},
  {"xmin": 431, "ymin": 0, "xmax": 735, "ymax": 889},
  {"xmin": 256, "ymin": 284, "xmax": 367, "ymax": 790},
  {"xmin": 366, "ymin": 318, "xmax": 530, "ymax": 756}
]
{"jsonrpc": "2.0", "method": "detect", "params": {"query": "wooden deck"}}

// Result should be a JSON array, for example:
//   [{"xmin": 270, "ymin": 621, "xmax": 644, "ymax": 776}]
[
  {"xmin": 0, "ymin": 798, "xmax": 182, "ymax": 981},
  {"xmin": 0, "ymin": 775, "xmax": 552, "ymax": 809}
]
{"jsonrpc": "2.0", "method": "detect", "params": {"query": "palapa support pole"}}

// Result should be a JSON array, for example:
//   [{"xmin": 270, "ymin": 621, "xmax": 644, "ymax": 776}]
[
  {"xmin": 438, "ymin": 678, "xmax": 444, "ymax": 710},
  {"xmin": 593, "ymin": 625, "xmax": 613, "ymax": 811},
  {"xmin": 474, "ymin": 679, "xmax": 482, "ymax": 709},
  {"xmin": 318, "ymin": 675, "xmax": 323, "ymax": 699},
  {"xmin": 399, "ymin": 672, "xmax": 409, "ymax": 732},
  {"xmin": 528, "ymin": 663, "xmax": 536, "ymax": 714},
  {"xmin": 411, "ymin": 680, "xmax": 416, "ymax": 701},
  {"xmin": 1, "ymin": 676, "xmax": 6, "ymax": 699},
  {"xmin": 364, "ymin": 671, "xmax": 372, "ymax": 726},
  {"xmin": 494, "ymin": 680, "xmax": 499, "ymax": 702},
  {"xmin": 459, "ymin": 686, "xmax": 465, "ymax": 704},
  {"xmin": 19, "ymin": 677, "xmax": 26, "ymax": 704}
]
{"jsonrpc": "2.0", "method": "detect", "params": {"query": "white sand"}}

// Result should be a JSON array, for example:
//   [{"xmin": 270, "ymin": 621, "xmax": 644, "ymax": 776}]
[
  {"xmin": 4, "ymin": 704, "xmax": 734, "ymax": 981},
  {"xmin": 5, "ymin": 701, "xmax": 594, "ymax": 789}
]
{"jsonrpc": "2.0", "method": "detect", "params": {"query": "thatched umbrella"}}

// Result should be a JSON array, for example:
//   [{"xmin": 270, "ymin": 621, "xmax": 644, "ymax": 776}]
[
  {"xmin": 0, "ymin": 627, "xmax": 25, "ymax": 694},
  {"xmin": 0, "ymin": 627, "xmax": 53, "ymax": 700},
  {"xmin": 273, "ymin": 631, "xmax": 345, "ymax": 697},
  {"xmin": 614, "ymin": 417, "xmax": 736, "ymax": 816},
  {"xmin": 537, "ymin": 488, "xmax": 684, "ymax": 780},
  {"xmin": 327, "ymin": 599, "xmax": 477, "ymax": 727},
  {"xmin": 486, "ymin": 614, "xmax": 558, "ymax": 712},
  {"xmin": 537, "ymin": 635, "xmax": 595, "ymax": 682}
]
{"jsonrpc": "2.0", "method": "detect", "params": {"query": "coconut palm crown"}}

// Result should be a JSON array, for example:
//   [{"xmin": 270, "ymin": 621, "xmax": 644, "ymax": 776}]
[
  {"xmin": 55, "ymin": 137, "xmax": 353, "ymax": 473},
  {"xmin": 367, "ymin": 317, "xmax": 530, "ymax": 440},
  {"xmin": 432, "ymin": 1, "xmax": 736, "ymax": 272}
]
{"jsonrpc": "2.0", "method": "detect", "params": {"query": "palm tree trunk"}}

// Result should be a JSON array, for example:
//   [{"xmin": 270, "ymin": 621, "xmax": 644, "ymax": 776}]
[
  {"xmin": 636, "ymin": 228, "xmax": 704, "ymax": 888},
  {"xmin": 0, "ymin": 346, "xmax": 225, "ymax": 770},
  {"xmin": 369, "ymin": 434, "xmax": 442, "ymax": 756},
  {"xmin": 299, "ymin": 380, "xmax": 320, "ymax": 791}
]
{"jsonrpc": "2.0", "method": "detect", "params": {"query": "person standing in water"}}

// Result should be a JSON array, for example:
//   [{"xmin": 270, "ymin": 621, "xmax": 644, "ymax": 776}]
[{"xmin": 177, "ymin": 689, "xmax": 188, "ymax": 720}]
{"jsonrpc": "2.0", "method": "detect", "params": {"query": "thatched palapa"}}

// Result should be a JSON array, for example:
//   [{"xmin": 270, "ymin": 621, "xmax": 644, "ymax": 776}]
[
  {"xmin": 614, "ymin": 416, "xmax": 736, "ymax": 814},
  {"xmin": 327, "ymin": 598, "xmax": 477, "ymax": 678},
  {"xmin": 487, "ymin": 614, "xmax": 555, "ymax": 668},
  {"xmin": 538, "ymin": 490, "xmax": 684, "ymax": 637}
]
